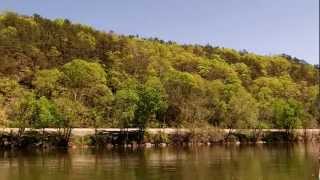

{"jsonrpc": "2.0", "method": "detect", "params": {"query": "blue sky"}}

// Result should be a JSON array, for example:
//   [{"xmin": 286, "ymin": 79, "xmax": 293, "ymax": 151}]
[{"xmin": 1, "ymin": 0, "xmax": 319, "ymax": 64}]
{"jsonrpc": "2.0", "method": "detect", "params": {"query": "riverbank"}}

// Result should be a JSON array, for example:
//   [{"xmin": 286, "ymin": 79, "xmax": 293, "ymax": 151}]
[{"xmin": 0, "ymin": 128, "xmax": 319, "ymax": 149}]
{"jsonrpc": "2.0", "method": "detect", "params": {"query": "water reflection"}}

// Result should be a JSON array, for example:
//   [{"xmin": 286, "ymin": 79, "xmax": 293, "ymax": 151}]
[{"xmin": 0, "ymin": 144, "xmax": 318, "ymax": 180}]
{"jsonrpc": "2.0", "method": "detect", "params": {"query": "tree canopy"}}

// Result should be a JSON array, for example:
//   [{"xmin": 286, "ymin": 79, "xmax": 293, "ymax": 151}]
[{"xmin": 0, "ymin": 12, "xmax": 319, "ymax": 129}]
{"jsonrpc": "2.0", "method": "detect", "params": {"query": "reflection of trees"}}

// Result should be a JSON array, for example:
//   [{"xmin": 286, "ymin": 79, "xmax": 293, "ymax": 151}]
[
  {"xmin": 0, "ymin": 149, "xmax": 71, "ymax": 179},
  {"xmin": 0, "ymin": 145, "xmax": 317, "ymax": 179}
]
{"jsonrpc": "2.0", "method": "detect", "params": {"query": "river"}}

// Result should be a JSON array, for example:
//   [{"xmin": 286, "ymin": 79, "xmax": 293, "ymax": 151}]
[{"xmin": 0, "ymin": 144, "xmax": 318, "ymax": 180}]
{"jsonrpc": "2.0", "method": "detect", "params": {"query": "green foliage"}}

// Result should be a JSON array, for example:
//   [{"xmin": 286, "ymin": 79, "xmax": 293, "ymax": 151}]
[
  {"xmin": 34, "ymin": 96, "xmax": 60, "ymax": 128},
  {"xmin": 77, "ymin": 31, "xmax": 96, "ymax": 49},
  {"xmin": 62, "ymin": 59, "xmax": 106, "ymax": 89},
  {"xmin": 134, "ymin": 77, "xmax": 168, "ymax": 129},
  {"xmin": 53, "ymin": 97, "xmax": 87, "ymax": 128},
  {"xmin": 0, "ymin": 12, "xmax": 318, "ymax": 129},
  {"xmin": 272, "ymin": 99, "xmax": 303, "ymax": 130},
  {"xmin": 0, "ymin": 77, "xmax": 23, "ymax": 102},
  {"xmin": 8, "ymin": 92, "xmax": 37, "ymax": 129},
  {"xmin": 114, "ymin": 88, "xmax": 139, "ymax": 128},
  {"xmin": 198, "ymin": 57, "xmax": 238, "ymax": 81},
  {"xmin": 32, "ymin": 69, "xmax": 63, "ymax": 97},
  {"xmin": 224, "ymin": 88, "xmax": 258, "ymax": 129},
  {"xmin": 0, "ymin": 26, "xmax": 17, "ymax": 41},
  {"xmin": 8, "ymin": 93, "xmax": 60, "ymax": 129},
  {"xmin": 232, "ymin": 63, "xmax": 252, "ymax": 87}
]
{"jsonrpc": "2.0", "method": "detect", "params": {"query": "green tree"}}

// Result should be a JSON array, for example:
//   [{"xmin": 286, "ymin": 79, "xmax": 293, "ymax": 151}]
[
  {"xmin": 34, "ymin": 96, "xmax": 60, "ymax": 129},
  {"xmin": 61, "ymin": 59, "xmax": 113, "ymax": 128},
  {"xmin": 77, "ymin": 31, "xmax": 96, "ymax": 50},
  {"xmin": 113, "ymin": 88, "xmax": 139, "ymax": 128},
  {"xmin": 272, "ymin": 99, "xmax": 303, "ymax": 131},
  {"xmin": 223, "ymin": 88, "xmax": 258, "ymax": 129},
  {"xmin": 8, "ymin": 92, "xmax": 37, "ymax": 135},
  {"xmin": 32, "ymin": 69, "xmax": 63, "ymax": 97},
  {"xmin": 134, "ymin": 77, "xmax": 167, "ymax": 129},
  {"xmin": 54, "ymin": 97, "xmax": 87, "ymax": 142},
  {"xmin": 61, "ymin": 59, "xmax": 107, "ymax": 101},
  {"xmin": 232, "ymin": 63, "xmax": 252, "ymax": 87}
]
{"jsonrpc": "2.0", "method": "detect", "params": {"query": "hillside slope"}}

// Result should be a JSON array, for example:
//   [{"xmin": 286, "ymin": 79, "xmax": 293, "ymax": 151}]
[{"xmin": 0, "ymin": 12, "xmax": 319, "ymax": 129}]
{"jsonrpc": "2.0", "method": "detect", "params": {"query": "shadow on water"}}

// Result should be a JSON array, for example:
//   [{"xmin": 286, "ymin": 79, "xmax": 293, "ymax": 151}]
[{"xmin": 0, "ymin": 144, "xmax": 318, "ymax": 180}]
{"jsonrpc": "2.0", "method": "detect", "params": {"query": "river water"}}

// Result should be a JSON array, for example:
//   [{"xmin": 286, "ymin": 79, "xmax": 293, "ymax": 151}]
[{"xmin": 0, "ymin": 144, "xmax": 318, "ymax": 180}]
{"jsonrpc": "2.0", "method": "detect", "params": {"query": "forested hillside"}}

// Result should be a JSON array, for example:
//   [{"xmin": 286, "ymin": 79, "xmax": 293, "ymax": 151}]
[{"xmin": 0, "ymin": 12, "xmax": 319, "ymax": 130}]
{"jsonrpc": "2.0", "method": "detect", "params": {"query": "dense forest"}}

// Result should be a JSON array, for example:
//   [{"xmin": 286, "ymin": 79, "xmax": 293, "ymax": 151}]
[{"xmin": 0, "ymin": 12, "xmax": 319, "ymax": 132}]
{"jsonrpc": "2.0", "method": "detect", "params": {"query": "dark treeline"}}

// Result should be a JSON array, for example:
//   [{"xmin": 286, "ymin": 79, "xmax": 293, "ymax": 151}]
[{"xmin": 0, "ymin": 12, "xmax": 319, "ymax": 136}]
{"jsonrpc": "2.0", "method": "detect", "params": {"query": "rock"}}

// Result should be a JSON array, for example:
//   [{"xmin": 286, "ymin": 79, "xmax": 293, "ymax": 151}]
[
  {"xmin": 145, "ymin": 143, "xmax": 152, "ymax": 148},
  {"xmin": 106, "ymin": 143, "xmax": 113, "ymax": 148},
  {"xmin": 225, "ymin": 134, "xmax": 239, "ymax": 143}
]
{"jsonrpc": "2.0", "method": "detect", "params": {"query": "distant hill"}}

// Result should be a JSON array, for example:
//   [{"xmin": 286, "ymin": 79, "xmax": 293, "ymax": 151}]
[{"xmin": 0, "ymin": 12, "xmax": 319, "ymax": 129}]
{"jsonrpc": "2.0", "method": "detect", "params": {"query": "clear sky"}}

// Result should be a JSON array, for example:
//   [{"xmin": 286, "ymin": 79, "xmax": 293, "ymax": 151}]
[{"xmin": 1, "ymin": 0, "xmax": 319, "ymax": 64}]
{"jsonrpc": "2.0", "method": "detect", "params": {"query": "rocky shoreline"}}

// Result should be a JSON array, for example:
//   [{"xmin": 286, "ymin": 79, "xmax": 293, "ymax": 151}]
[{"xmin": 0, "ymin": 128, "xmax": 319, "ymax": 149}]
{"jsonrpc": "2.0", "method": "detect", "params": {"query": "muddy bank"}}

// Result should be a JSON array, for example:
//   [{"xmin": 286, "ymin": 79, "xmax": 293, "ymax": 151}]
[{"xmin": 0, "ymin": 128, "xmax": 319, "ymax": 149}]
